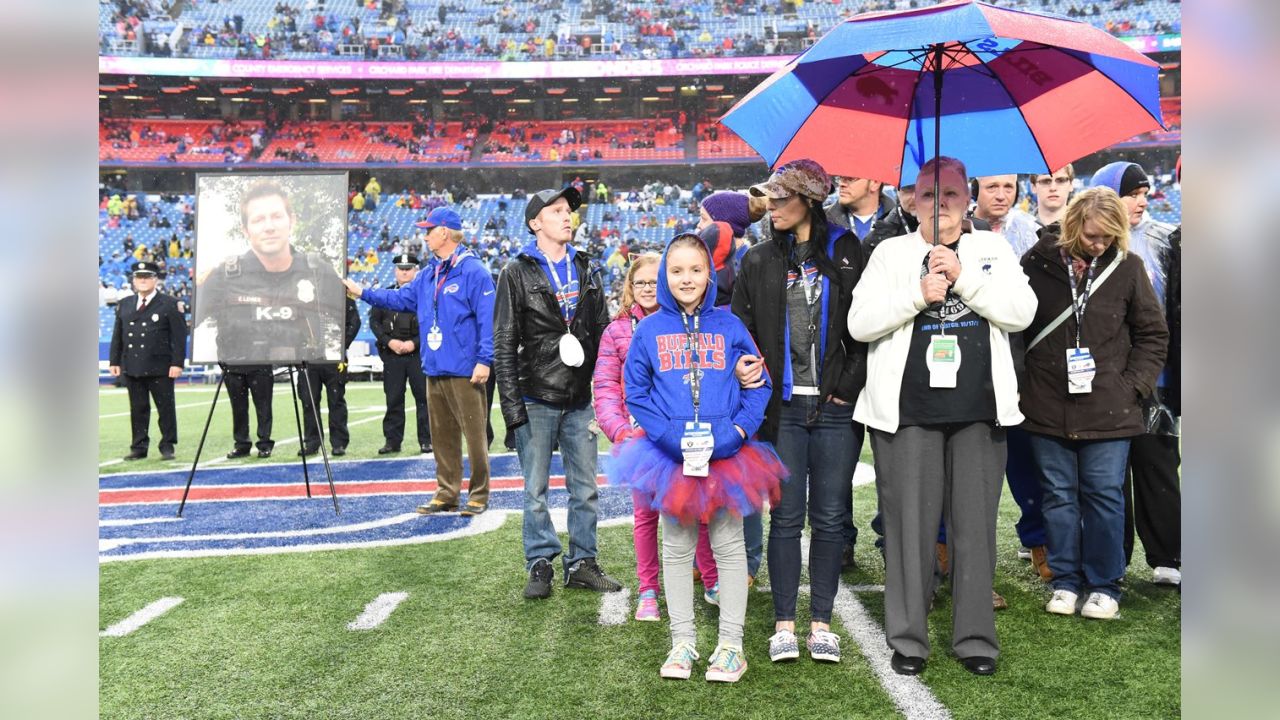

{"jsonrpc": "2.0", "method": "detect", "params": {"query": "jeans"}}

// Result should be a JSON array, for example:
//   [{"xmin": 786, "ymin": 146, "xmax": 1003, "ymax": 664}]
[
  {"xmin": 1029, "ymin": 433, "xmax": 1131, "ymax": 601},
  {"xmin": 768, "ymin": 397, "xmax": 858, "ymax": 624},
  {"xmin": 516, "ymin": 402, "xmax": 599, "ymax": 573}
]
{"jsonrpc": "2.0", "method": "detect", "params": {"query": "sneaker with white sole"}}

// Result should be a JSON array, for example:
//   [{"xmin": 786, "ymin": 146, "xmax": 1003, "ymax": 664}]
[
  {"xmin": 660, "ymin": 642, "xmax": 699, "ymax": 680},
  {"xmin": 1045, "ymin": 589, "xmax": 1079, "ymax": 616},
  {"xmin": 1080, "ymin": 592, "xmax": 1120, "ymax": 619},
  {"xmin": 635, "ymin": 589, "xmax": 661, "ymax": 622},
  {"xmin": 705, "ymin": 644, "xmax": 747, "ymax": 683},
  {"xmin": 1017, "ymin": 547, "xmax": 1032, "ymax": 560},
  {"xmin": 768, "ymin": 629, "xmax": 800, "ymax": 662},
  {"xmin": 807, "ymin": 629, "xmax": 842, "ymax": 663},
  {"xmin": 1152, "ymin": 566, "xmax": 1181, "ymax": 586},
  {"xmin": 703, "ymin": 582, "xmax": 719, "ymax": 606}
]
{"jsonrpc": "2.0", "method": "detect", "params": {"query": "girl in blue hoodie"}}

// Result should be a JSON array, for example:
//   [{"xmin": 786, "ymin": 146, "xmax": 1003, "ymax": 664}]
[{"xmin": 612, "ymin": 233, "xmax": 787, "ymax": 684}]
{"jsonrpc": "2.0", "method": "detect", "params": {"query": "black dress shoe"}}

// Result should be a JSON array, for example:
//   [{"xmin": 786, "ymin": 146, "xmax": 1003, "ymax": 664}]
[
  {"xmin": 378, "ymin": 445, "xmax": 401, "ymax": 455},
  {"xmin": 891, "ymin": 651, "xmax": 926, "ymax": 675},
  {"xmin": 123, "ymin": 452, "xmax": 147, "ymax": 461},
  {"xmin": 257, "ymin": 449, "xmax": 272, "ymax": 459},
  {"xmin": 960, "ymin": 656, "xmax": 997, "ymax": 676},
  {"xmin": 298, "ymin": 446, "xmax": 319, "ymax": 457},
  {"xmin": 160, "ymin": 450, "xmax": 176, "ymax": 461},
  {"xmin": 420, "ymin": 443, "xmax": 432, "ymax": 454},
  {"xmin": 332, "ymin": 446, "xmax": 346, "ymax": 456},
  {"xmin": 226, "ymin": 449, "xmax": 251, "ymax": 459}
]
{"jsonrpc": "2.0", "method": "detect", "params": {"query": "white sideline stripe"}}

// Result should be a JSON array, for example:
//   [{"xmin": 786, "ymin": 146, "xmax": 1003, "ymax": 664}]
[
  {"xmin": 833, "ymin": 583, "xmax": 951, "ymax": 720},
  {"xmin": 100, "ymin": 401, "xmax": 209, "ymax": 419},
  {"xmin": 100, "ymin": 459, "xmax": 124, "ymax": 468},
  {"xmin": 854, "ymin": 461, "xmax": 875, "ymax": 486},
  {"xmin": 100, "ymin": 597, "xmax": 184, "ymax": 637},
  {"xmin": 347, "ymin": 592, "xmax": 409, "ymax": 631},
  {"xmin": 100, "ymin": 517, "xmax": 182, "ymax": 527},
  {"xmin": 104, "ymin": 512, "xmax": 422, "ymax": 547},
  {"xmin": 198, "ymin": 409, "xmax": 414, "ymax": 468},
  {"xmin": 99, "ymin": 451, "xmax": 521, "ymax": 478},
  {"xmin": 100, "ymin": 509, "xmax": 510, "ymax": 563},
  {"xmin": 598, "ymin": 588, "xmax": 631, "ymax": 626}
]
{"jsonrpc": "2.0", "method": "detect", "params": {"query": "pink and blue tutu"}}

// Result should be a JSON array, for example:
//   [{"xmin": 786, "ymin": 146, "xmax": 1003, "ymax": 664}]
[{"xmin": 606, "ymin": 437, "xmax": 788, "ymax": 525}]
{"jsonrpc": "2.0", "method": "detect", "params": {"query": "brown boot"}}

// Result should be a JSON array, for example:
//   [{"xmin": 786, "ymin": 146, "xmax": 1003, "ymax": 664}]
[
  {"xmin": 1030, "ymin": 545, "xmax": 1053, "ymax": 582},
  {"xmin": 936, "ymin": 542, "xmax": 949, "ymax": 576},
  {"xmin": 992, "ymin": 590, "xmax": 1008, "ymax": 611}
]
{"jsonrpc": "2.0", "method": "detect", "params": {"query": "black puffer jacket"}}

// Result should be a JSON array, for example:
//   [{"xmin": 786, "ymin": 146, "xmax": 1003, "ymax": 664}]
[
  {"xmin": 493, "ymin": 248, "xmax": 610, "ymax": 431},
  {"xmin": 862, "ymin": 204, "xmax": 918, "ymax": 258},
  {"xmin": 731, "ymin": 225, "xmax": 867, "ymax": 443}
]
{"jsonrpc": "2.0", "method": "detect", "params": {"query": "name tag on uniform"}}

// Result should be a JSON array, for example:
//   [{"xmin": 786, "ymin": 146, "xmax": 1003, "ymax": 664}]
[
  {"xmin": 926, "ymin": 335, "xmax": 961, "ymax": 388},
  {"xmin": 1067, "ymin": 347, "xmax": 1096, "ymax": 394},
  {"xmin": 426, "ymin": 325, "xmax": 443, "ymax": 351},
  {"xmin": 681, "ymin": 421, "xmax": 714, "ymax": 477}
]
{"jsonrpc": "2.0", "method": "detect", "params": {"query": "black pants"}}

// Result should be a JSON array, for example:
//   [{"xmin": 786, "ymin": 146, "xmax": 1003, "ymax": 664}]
[
  {"xmin": 842, "ymin": 420, "xmax": 867, "ymax": 549},
  {"xmin": 226, "ymin": 367, "xmax": 274, "ymax": 453},
  {"xmin": 302, "ymin": 364, "xmax": 348, "ymax": 450},
  {"xmin": 1124, "ymin": 433, "xmax": 1182, "ymax": 569},
  {"xmin": 485, "ymin": 372, "xmax": 497, "ymax": 446},
  {"xmin": 126, "ymin": 374, "xmax": 177, "ymax": 454},
  {"xmin": 381, "ymin": 351, "xmax": 430, "ymax": 447}
]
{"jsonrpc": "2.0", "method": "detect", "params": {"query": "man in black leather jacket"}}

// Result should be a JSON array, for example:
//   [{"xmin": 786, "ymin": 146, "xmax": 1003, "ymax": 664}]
[{"xmin": 494, "ymin": 186, "xmax": 622, "ymax": 599}]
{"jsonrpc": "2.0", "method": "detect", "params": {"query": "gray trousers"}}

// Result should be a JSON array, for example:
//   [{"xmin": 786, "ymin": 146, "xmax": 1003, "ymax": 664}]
[
  {"xmin": 872, "ymin": 422, "xmax": 1005, "ymax": 659},
  {"xmin": 663, "ymin": 512, "xmax": 747, "ymax": 649}
]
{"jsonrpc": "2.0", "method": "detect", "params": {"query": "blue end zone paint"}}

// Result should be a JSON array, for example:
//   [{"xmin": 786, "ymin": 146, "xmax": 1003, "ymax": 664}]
[{"xmin": 100, "ymin": 454, "xmax": 635, "ymax": 562}]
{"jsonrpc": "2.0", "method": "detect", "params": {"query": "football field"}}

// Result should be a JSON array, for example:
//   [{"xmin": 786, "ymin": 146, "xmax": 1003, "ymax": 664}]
[{"xmin": 99, "ymin": 384, "xmax": 1180, "ymax": 719}]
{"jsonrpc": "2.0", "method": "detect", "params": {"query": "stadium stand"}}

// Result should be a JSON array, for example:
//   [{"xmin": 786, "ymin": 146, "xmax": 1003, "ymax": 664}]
[
  {"xmin": 100, "ymin": 0, "xmax": 1183, "ymax": 62},
  {"xmin": 696, "ymin": 122, "xmax": 756, "ymax": 161},
  {"xmin": 99, "ymin": 119, "xmax": 264, "ymax": 164},
  {"xmin": 258, "ymin": 120, "xmax": 478, "ymax": 164},
  {"xmin": 481, "ymin": 120, "xmax": 684, "ymax": 163}
]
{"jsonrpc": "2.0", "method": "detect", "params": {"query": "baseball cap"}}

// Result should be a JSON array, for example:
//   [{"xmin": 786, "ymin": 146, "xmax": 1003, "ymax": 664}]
[
  {"xmin": 415, "ymin": 206, "xmax": 462, "ymax": 230},
  {"xmin": 393, "ymin": 254, "xmax": 419, "ymax": 268},
  {"xmin": 524, "ymin": 186, "xmax": 583, "ymax": 235},
  {"xmin": 131, "ymin": 261, "xmax": 160, "ymax": 276},
  {"xmin": 749, "ymin": 159, "xmax": 832, "ymax": 202}
]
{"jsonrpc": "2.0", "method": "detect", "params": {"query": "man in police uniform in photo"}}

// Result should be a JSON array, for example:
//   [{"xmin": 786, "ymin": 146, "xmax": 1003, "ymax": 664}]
[
  {"xmin": 223, "ymin": 364, "xmax": 275, "ymax": 459},
  {"xmin": 300, "ymin": 297, "xmax": 362, "ymax": 456},
  {"xmin": 109, "ymin": 261, "xmax": 187, "ymax": 461},
  {"xmin": 369, "ymin": 253, "xmax": 432, "ymax": 455},
  {"xmin": 193, "ymin": 181, "xmax": 347, "ymax": 365}
]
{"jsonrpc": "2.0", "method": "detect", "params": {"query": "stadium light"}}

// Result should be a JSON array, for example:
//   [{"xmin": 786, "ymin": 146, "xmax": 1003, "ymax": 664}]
[
  {"xmin": 196, "ymin": 97, "xmax": 216, "ymax": 102},
  {"xmin": 641, "ymin": 97, "xmax": 661, "ymax": 102},
  {"xmin": 594, "ymin": 98, "xmax": 611, "ymax": 102},
  {"xmin": 307, "ymin": 99, "xmax": 327, "ymax": 104},
  {"xmin": 562, "ymin": 98, "xmax": 579, "ymax": 103}
]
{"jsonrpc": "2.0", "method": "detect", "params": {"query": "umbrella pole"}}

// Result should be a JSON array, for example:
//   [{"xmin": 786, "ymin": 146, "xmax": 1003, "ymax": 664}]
[{"xmin": 931, "ymin": 43, "xmax": 943, "ymax": 249}]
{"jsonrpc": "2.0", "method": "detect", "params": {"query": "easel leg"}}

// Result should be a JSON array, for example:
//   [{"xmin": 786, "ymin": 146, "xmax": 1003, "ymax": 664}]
[
  {"xmin": 289, "ymin": 366, "xmax": 312, "ymax": 498},
  {"xmin": 299, "ymin": 362, "xmax": 341, "ymax": 514},
  {"xmin": 177, "ymin": 370, "xmax": 225, "ymax": 517}
]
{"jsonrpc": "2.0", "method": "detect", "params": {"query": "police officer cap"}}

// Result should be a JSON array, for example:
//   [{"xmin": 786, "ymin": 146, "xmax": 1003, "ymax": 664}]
[
  {"xmin": 393, "ymin": 254, "xmax": 419, "ymax": 268},
  {"xmin": 524, "ymin": 186, "xmax": 583, "ymax": 235},
  {"xmin": 131, "ymin": 261, "xmax": 160, "ymax": 276}
]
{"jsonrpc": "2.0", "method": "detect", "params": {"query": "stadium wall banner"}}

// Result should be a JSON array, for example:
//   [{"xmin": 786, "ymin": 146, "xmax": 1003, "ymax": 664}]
[{"xmin": 98, "ymin": 54, "xmax": 793, "ymax": 80}]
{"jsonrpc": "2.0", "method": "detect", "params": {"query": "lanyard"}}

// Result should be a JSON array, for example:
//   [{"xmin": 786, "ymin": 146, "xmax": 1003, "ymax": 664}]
[
  {"xmin": 1061, "ymin": 250, "xmax": 1098, "ymax": 349},
  {"xmin": 540, "ymin": 249, "xmax": 575, "ymax": 328},
  {"xmin": 430, "ymin": 250, "xmax": 458, "ymax": 327},
  {"xmin": 680, "ymin": 310, "xmax": 702, "ymax": 423}
]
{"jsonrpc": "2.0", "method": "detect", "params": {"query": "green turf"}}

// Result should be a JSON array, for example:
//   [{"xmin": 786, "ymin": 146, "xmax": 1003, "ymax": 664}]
[{"xmin": 100, "ymin": 387, "xmax": 1181, "ymax": 719}]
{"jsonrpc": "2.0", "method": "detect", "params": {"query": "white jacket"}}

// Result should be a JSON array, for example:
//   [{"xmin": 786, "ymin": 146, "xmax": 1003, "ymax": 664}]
[{"xmin": 847, "ymin": 230, "xmax": 1037, "ymax": 433}]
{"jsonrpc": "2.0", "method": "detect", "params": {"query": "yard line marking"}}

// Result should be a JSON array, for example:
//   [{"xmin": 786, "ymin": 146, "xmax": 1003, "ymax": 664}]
[
  {"xmin": 100, "ymin": 597, "xmax": 184, "ymax": 637},
  {"xmin": 854, "ymin": 461, "xmax": 876, "ymax": 486},
  {"xmin": 833, "ymin": 583, "xmax": 951, "ymax": 720},
  {"xmin": 100, "ymin": 459, "xmax": 124, "ymax": 468},
  {"xmin": 100, "ymin": 401, "xmax": 208, "ymax": 419},
  {"xmin": 197, "ymin": 405, "xmax": 416, "ymax": 468},
  {"xmin": 99, "ymin": 517, "xmax": 182, "ymax": 527},
  {"xmin": 598, "ymin": 588, "xmax": 632, "ymax": 626},
  {"xmin": 347, "ymin": 592, "xmax": 409, "ymax": 631}
]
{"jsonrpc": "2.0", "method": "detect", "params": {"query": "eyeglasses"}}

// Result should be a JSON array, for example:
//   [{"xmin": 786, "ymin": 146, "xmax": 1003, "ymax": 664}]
[
  {"xmin": 631, "ymin": 280, "xmax": 658, "ymax": 289},
  {"xmin": 1034, "ymin": 177, "xmax": 1072, "ymax": 187}
]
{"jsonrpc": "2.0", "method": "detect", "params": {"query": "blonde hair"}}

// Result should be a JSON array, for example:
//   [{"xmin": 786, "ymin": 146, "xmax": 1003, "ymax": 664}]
[
  {"xmin": 1034, "ymin": 163, "xmax": 1075, "ymax": 183},
  {"xmin": 617, "ymin": 252, "xmax": 660, "ymax": 318},
  {"xmin": 1058, "ymin": 187, "xmax": 1130, "ymax": 257},
  {"xmin": 446, "ymin": 228, "xmax": 465, "ymax": 244}
]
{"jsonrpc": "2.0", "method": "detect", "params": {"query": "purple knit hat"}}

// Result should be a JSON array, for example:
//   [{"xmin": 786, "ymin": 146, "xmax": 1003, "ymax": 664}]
[{"xmin": 700, "ymin": 191, "xmax": 751, "ymax": 237}]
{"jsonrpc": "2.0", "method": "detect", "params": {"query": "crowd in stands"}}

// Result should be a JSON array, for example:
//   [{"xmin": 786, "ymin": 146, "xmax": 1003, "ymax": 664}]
[
  {"xmin": 100, "ymin": 0, "xmax": 1183, "ymax": 63},
  {"xmin": 481, "ymin": 119, "xmax": 684, "ymax": 162}
]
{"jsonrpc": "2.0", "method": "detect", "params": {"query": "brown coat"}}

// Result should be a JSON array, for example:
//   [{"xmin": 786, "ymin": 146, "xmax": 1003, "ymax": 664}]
[{"xmin": 1018, "ymin": 232, "xmax": 1168, "ymax": 440}]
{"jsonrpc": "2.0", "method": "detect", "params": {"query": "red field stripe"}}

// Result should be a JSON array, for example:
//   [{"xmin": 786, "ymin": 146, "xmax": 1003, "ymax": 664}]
[{"xmin": 99, "ymin": 475, "xmax": 606, "ymax": 505}]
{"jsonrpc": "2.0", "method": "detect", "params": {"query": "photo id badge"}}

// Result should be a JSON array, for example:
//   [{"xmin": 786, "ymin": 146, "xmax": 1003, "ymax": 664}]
[
  {"xmin": 926, "ymin": 335, "xmax": 961, "ymax": 388},
  {"xmin": 1066, "ymin": 347, "xmax": 1096, "ymax": 394},
  {"xmin": 426, "ymin": 325, "xmax": 443, "ymax": 351},
  {"xmin": 681, "ymin": 421, "xmax": 714, "ymax": 477},
  {"xmin": 559, "ymin": 332, "xmax": 585, "ymax": 367}
]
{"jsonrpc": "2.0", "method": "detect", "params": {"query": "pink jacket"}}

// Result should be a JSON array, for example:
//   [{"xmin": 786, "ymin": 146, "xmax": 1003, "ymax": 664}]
[{"xmin": 592, "ymin": 303, "xmax": 649, "ymax": 443}]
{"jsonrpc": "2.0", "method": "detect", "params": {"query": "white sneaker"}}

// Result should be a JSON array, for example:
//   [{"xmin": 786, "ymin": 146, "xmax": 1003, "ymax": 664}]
[
  {"xmin": 1152, "ymin": 566, "xmax": 1181, "ymax": 586},
  {"xmin": 1017, "ymin": 547, "xmax": 1032, "ymax": 560},
  {"xmin": 1080, "ymin": 592, "xmax": 1120, "ymax": 619},
  {"xmin": 768, "ymin": 629, "xmax": 800, "ymax": 662},
  {"xmin": 1045, "ymin": 589, "xmax": 1079, "ymax": 616}
]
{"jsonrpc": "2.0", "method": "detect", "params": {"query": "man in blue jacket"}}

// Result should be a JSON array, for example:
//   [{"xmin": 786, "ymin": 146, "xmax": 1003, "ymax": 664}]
[{"xmin": 344, "ymin": 206, "xmax": 496, "ymax": 516}]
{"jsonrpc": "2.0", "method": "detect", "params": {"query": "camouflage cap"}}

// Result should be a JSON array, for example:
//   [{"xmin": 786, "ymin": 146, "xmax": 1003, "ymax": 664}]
[{"xmin": 749, "ymin": 159, "xmax": 832, "ymax": 202}]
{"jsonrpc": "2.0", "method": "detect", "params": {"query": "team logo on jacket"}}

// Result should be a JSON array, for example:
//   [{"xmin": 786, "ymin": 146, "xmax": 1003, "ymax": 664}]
[
  {"xmin": 656, "ymin": 333, "xmax": 727, "ymax": 372},
  {"xmin": 296, "ymin": 279, "xmax": 315, "ymax": 303},
  {"xmin": 151, "ymin": 314, "xmax": 160, "ymax": 322},
  {"xmin": 443, "ymin": 283, "xmax": 460, "ymax": 295}
]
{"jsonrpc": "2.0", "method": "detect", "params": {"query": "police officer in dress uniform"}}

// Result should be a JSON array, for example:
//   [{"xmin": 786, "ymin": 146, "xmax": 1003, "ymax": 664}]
[
  {"xmin": 369, "ymin": 253, "xmax": 432, "ymax": 454},
  {"xmin": 223, "ymin": 363, "xmax": 275, "ymax": 459},
  {"xmin": 300, "ymin": 297, "xmax": 361, "ymax": 456},
  {"xmin": 109, "ymin": 261, "xmax": 187, "ymax": 461}
]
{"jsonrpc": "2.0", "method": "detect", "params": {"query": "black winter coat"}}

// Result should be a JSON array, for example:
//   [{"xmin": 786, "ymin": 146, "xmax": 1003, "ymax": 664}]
[{"xmin": 493, "ymin": 250, "xmax": 610, "ymax": 430}]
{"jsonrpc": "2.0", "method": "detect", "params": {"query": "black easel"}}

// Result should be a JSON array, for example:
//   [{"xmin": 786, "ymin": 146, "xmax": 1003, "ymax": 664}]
[{"xmin": 177, "ymin": 363, "xmax": 341, "ymax": 516}]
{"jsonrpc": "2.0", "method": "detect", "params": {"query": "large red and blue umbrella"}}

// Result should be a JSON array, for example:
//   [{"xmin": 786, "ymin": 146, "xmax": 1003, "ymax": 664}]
[{"xmin": 719, "ymin": 0, "xmax": 1165, "ymax": 187}]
